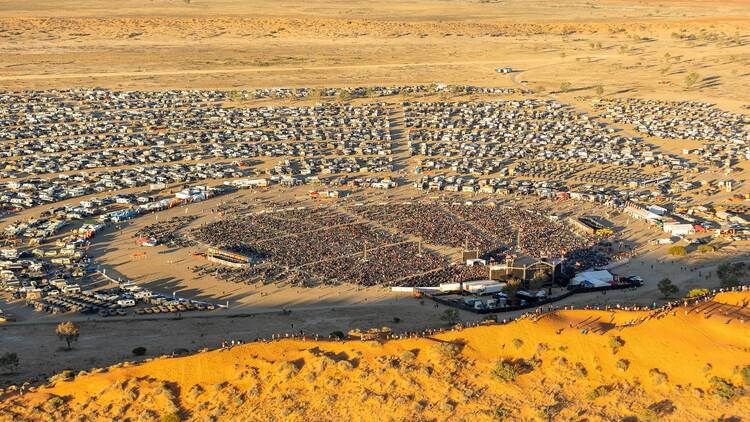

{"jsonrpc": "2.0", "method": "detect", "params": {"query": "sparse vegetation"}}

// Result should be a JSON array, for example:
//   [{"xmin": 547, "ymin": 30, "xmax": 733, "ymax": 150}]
[
  {"xmin": 161, "ymin": 412, "xmax": 181, "ymax": 422},
  {"xmin": 616, "ymin": 359, "xmax": 629, "ymax": 372},
  {"xmin": 709, "ymin": 376, "xmax": 740, "ymax": 401},
  {"xmin": 740, "ymin": 365, "xmax": 750, "ymax": 386},
  {"xmin": 687, "ymin": 288, "xmax": 710, "ymax": 298},
  {"xmin": 667, "ymin": 245, "xmax": 687, "ymax": 256},
  {"xmin": 586, "ymin": 385, "xmax": 608, "ymax": 401},
  {"xmin": 684, "ymin": 72, "xmax": 701, "ymax": 90},
  {"xmin": 491, "ymin": 359, "xmax": 519, "ymax": 382},
  {"xmin": 609, "ymin": 336, "xmax": 625, "ymax": 352},
  {"xmin": 649, "ymin": 368, "xmax": 668, "ymax": 385}
]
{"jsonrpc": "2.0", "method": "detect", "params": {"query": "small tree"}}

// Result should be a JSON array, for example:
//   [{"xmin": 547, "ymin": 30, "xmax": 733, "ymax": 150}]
[
  {"xmin": 658, "ymin": 278, "xmax": 678, "ymax": 299},
  {"xmin": 0, "ymin": 352, "xmax": 19, "ymax": 374},
  {"xmin": 685, "ymin": 72, "xmax": 700, "ymax": 90},
  {"xmin": 56, "ymin": 321, "xmax": 80, "ymax": 350},
  {"xmin": 440, "ymin": 309, "xmax": 460, "ymax": 325}
]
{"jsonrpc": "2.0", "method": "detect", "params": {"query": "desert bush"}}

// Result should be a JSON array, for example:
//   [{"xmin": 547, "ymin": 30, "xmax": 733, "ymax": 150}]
[
  {"xmin": 616, "ymin": 359, "xmax": 629, "ymax": 372},
  {"xmin": 400, "ymin": 350, "xmax": 416, "ymax": 363},
  {"xmin": 512, "ymin": 338, "xmax": 523, "ymax": 349},
  {"xmin": 132, "ymin": 347, "xmax": 147, "ymax": 356},
  {"xmin": 337, "ymin": 360, "xmax": 353, "ymax": 371},
  {"xmin": 161, "ymin": 412, "xmax": 181, "ymax": 422},
  {"xmin": 741, "ymin": 365, "xmax": 750, "ymax": 386},
  {"xmin": 574, "ymin": 362, "xmax": 588, "ymax": 378},
  {"xmin": 432, "ymin": 342, "xmax": 461, "ymax": 360},
  {"xmin": 609, "ymin": 336, "xmax": 625, "ymax": 350},
  {"xmin": 586, "ymin": 385, "xmax": 609, "ymax": 401},
  {"xmin": 667, "ymin": 245, "xmax": 687, "ymax": 256},
  {"xmin": 687, "ymin": 289, "xmax": 710, "ymax": 299},
  {"xmin": 48, "ymin": 369, "xmax": 75, "ymax": 384},
  {"xmin": 491, "ymin": 360, "xmax": 519, "ymax": 382},
  {"xmin": 277, "ymin": 362, "xmax": 299, "ymax": 379},
  {"xmin": 188, "ymin": 385, "xmax": 204, "ymax": 400},
  {"xmin": 709, "ymin": 376, "xmax": 740, "ymax": 400},
  {"xmin": 44, "ymin": 396, "xmax": 65, "ymax": 411},
  {"xmin": 536, "ymin": 343, "xmax": 549, "ymax": 354},
  {"xmin": 319, "ymin": 356, "xmax": 335, "ymax": 372},
  {"xmin": 649, "ymin": 368, "xmax": 668, "ymax": 385}
]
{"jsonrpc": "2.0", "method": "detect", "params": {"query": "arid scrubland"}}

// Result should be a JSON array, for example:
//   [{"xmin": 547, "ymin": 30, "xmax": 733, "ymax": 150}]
[
  {"xmin": 2, "ymin": 291, "xmax": 750, "ymax": 421},
  {"xmin": 0, "ymin": 0, "xmax": 748, "ymax": 110}
]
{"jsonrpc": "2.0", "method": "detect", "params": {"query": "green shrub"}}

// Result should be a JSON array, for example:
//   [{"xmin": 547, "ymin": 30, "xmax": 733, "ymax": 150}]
[
  {"xmin": 574, "ymin": 362, "xmax": 588, "ymax": 378},
  {"xmin": 649, "ymin": 368, "xmax": 668, "ymax": 385},
  {"xmin": 667, "ymin": 245, "xmax": 687, "ymax": 256},
  {"xmin": 400, "ymin": 350, "xmax": 416, "ymax": 363},
  {"xmin": 161, "ymin": 412, "xmax": 181, "ymax": 422},
  {"xmin": 686, "ymin": 289, "xmax": 710, "ymax": 298},
  {"xmin": 709, "ymin": 376, "xmax": 740, "ymax": 400},
  {"xmin": 609, "ymin": 336, "xmax": 625, "ymax": 349},
  {"xmin": 432, "ymin": 342, "xmax": 461, "ymax": 360},
  {"xmin": 615, "ymin": 359, "xmax": 629, "ymax": 372},
  {"xmin": 586, "ymin": 385, "xmax": 608, "ymax": 401},
  {"xmin": 491, "ymin": 360, "xmax": 519, "ymax": 382},
  {"xmin": 741, "ymin": 365, "xmax": 750, "ymax": 386}
]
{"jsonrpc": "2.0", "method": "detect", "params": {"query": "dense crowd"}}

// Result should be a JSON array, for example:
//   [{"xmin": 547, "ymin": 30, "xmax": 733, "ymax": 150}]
[
  {"xmin": 134, "ymin": 216, "xmax": 198, "ymax": 248},
  {"xmin": 192, "ymin": 203, "xmax": 608, "ymax": 287}
]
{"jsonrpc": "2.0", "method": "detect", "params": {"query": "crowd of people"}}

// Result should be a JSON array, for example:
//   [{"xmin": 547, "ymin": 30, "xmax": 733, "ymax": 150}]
[
  {"xmin": 134, "ymin": 216, "xmax": 198, "ymax": 248},
  {"xmin": 351, "ymin": 202, "xmax": 601, "ymax": 265},
  {"xmin": 190, "ymin": 203, "xmax": 609, "ymax": 288}
]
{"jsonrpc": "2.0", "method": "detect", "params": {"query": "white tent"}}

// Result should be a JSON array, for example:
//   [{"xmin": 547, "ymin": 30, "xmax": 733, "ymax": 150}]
[{"xmin": 569, "ymin": 270, "xmax": 614, "ymax": 288}]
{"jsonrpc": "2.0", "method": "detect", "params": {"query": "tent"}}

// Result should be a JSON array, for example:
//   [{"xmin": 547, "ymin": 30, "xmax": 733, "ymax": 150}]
[{"xmin": 569, "ymin": 270, "xmax": 614, "ymax": 288}]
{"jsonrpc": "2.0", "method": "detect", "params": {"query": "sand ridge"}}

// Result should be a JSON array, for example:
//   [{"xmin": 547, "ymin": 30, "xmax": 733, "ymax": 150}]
[{"xmin": 2, "ymin": 293, "xmax": 750, "ymax": 421}]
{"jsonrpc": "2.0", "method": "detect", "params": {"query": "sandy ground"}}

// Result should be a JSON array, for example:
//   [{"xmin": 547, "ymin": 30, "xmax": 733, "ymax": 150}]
[
  {"xmin": 1, "ymin": 0, "xmax": 750, "ymax": 388},
  {"xmin": 2, "ymin": 292, "xmax": 750, "ymax": 421}
]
